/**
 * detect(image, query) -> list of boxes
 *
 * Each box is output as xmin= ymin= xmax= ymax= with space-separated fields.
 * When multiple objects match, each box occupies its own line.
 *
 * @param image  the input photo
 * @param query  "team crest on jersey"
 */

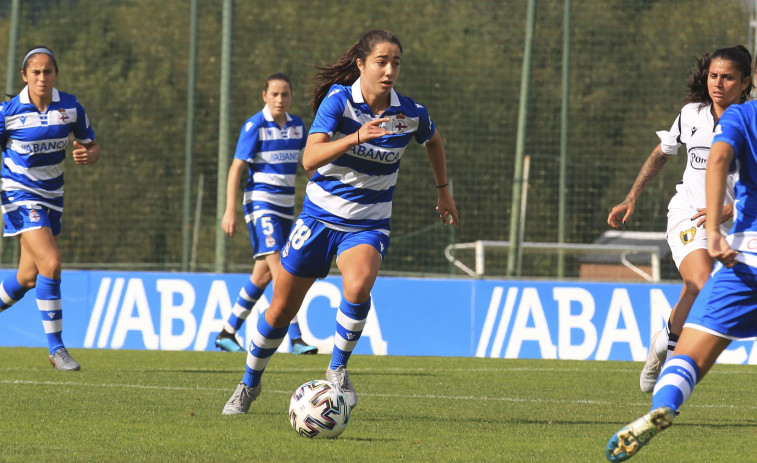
xmin=680 ymin=227 xmax=696 ymax=244
xmin=392 ymin=114 xmax=408 ymax=133
xmin=29 ymin=209 xmax=40 ymax=223
xmin=58 ymin=109 xmax=69 ymax=123
xmin=282 ymin=241 xmax=290 ymax=258
xmin=265 ymin=235 xmax=275 ymax=248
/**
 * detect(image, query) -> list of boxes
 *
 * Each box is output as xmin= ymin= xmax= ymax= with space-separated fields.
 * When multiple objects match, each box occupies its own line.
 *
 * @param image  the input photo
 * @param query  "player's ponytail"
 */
xmin=733 ymin=44 xmax=754 ymax=102
xmin=310 ymin=29 xmax=403 ymax=114
xmin=685 ymin=52 xmax=712 ymax=107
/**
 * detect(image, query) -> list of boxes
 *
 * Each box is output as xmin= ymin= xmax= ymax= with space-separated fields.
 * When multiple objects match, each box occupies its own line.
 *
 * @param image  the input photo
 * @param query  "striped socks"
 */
xmin=330 ymin=298 xmax=371 ymax=370
xmin=0 ymin=272 xmax=30 ymax=312
xmin=651 ymin=354 xmax=699 ymax=413
xmin=224 ymin=280 xmax=265 ymax=334
xmin=242 ymin=311 xmax=287 ymax=388
xmin=36 ymin=275 xmax=64 ymax=355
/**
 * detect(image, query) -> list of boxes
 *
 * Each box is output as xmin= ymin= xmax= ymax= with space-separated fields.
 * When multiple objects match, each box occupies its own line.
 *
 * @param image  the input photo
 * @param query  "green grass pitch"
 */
xmin=1 ymin=347 xmax=755 ymax=462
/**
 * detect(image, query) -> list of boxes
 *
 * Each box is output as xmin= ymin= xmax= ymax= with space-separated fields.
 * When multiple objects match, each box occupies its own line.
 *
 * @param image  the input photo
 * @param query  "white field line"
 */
xmin=1 ymin=378 xmax=756 ymax=412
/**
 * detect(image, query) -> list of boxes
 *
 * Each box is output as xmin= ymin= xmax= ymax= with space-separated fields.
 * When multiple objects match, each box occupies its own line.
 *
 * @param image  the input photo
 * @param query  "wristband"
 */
xmin=436 ymin=183 xmax=448 ymax=189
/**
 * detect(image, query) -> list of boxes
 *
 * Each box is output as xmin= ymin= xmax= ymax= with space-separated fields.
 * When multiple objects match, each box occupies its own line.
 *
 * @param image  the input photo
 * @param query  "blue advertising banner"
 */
xmin=1 ymin=270 xmax=755 ymax=364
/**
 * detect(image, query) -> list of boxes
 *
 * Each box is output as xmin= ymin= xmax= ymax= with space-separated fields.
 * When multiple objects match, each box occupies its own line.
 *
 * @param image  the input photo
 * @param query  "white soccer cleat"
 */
xmin=640 ymin=329 xmax=667 ymax=393
xmin=222 ymin=381 xmax=262 ymax=415
xmin=605 ymin=407 xmax=674 ymax=461
xmin=326 ymin=366 xmax=357 ymax=410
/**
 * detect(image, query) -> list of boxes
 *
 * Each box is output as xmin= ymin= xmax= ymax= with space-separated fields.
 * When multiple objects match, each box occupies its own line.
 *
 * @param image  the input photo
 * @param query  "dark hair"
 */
xmin=21 ymin=45 xmax=58 ymax=74
xmin=264 ymin=72 xmax=292 ymax=92
xmin=686 ymin=44 xmax=753 ymax=107
xmin=310 ymin=29 xmax=403 ymax=113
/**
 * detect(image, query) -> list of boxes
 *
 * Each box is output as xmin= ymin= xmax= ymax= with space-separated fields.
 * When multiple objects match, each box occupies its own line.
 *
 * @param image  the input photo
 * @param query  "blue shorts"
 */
xmin=281 ymin=213 xmax=390 ymax=279
xmin=248 ymin=214 xmax=292 ymax=259
xmin=3 ymin=205 xmax=62 ymax=236
xmin=685 ymin=263 xmax=757 ymax=340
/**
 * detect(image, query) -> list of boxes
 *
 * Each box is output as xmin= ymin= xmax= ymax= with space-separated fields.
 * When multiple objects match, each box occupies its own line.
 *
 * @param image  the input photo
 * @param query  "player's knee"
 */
xmin=265 ymin=305 xmax=295 ymax=329
xmin=39 ymin=265 xmax=62 ymax=281
xmin=342 ymin=279 xmax=372 ymax=303
xmin=683 ymin=275 xmax=708 ymax=296
xmin=252 ymin=274 xmax=272 ymax=288
xmin=17 ymin=273 xmax=37 ymax=289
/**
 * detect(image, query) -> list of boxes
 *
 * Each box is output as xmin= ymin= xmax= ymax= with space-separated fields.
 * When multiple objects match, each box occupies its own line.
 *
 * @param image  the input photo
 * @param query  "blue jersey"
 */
xmin=0 ymin=86 xmax=95 ymax=213
xmin=304 ymin=78 xmax=436 ymax=233
xmin=712 ymin=100 xmax=757 ymax=250
xmin=234 ymin=105 xmax=306 ymax=222
xmin=681 ymin=100 xmax=757 ymax=340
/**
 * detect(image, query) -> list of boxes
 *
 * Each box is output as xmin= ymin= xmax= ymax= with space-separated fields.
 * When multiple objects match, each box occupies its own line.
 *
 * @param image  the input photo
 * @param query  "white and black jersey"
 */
xmin=657 ymin=102 xmax=736 ymax=211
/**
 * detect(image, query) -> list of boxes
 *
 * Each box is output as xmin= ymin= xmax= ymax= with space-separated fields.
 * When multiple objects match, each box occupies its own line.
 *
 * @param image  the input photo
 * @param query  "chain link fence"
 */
xmin=0 ymin=0 xmax=753 ymax=279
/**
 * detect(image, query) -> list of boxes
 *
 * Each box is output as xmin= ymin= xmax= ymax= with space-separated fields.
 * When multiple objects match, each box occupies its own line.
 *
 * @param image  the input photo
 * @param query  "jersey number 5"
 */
xmin=257 ymin=216 xmax=275 ymax=235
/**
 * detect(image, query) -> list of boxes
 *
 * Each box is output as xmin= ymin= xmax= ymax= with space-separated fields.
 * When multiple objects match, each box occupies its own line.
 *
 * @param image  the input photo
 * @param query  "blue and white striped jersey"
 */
xmin=713 ymin=100 xmax=757 ymax=249
xmin=0 ymin=86 xmax=95 ymax=213
xmin=304 ymin=78 xmax=436 ymax=233
xmin=234 ymin=105 xmax=306 ymax=222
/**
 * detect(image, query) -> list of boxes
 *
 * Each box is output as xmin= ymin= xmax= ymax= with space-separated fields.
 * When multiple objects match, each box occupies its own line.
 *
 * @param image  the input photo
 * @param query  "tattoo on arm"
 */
xmin=626 ymin=146 xmax=669 ymax=202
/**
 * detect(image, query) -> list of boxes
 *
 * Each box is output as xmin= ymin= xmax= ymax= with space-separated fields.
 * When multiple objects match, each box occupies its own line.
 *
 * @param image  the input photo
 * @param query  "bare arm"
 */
xmin=607 ymin=143 xmax=671 ymax=229
xmin=297 ymin=147 xmax=316 ymax=180
xmin=221 ymin=159 xmax=247 ymax=238
xmin=425 ymin=130 xmax=458 ymax=227
xmin=302 ymin=118 xmax=391 ymax=171
xmin=705 ymin=141 xmax=738 ymax=267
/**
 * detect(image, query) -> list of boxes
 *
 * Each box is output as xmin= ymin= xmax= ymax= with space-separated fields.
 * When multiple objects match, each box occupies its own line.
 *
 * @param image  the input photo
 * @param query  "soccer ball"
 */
xmin=289 ymin=379 xmax=350 ymax=438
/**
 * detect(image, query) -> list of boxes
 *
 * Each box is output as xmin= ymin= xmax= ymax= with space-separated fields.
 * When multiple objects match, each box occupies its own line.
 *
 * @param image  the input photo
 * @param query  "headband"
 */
xmin=21 ymin=48 xmax=56 ymax=70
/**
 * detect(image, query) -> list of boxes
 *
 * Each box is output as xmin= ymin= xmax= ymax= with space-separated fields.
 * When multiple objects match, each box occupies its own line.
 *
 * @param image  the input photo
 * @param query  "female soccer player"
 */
xmin=0 ymin=45 xmax=100 ymax=370
xmin=606 ymin=45 xmax=753 ymax=392
xmin=223 ymin=29 xmax=458 ymax=414
xmin=605 ymin=80 xmax=757 ymax=463
xmin=215 ymin=73 xmax=317 ymax=356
